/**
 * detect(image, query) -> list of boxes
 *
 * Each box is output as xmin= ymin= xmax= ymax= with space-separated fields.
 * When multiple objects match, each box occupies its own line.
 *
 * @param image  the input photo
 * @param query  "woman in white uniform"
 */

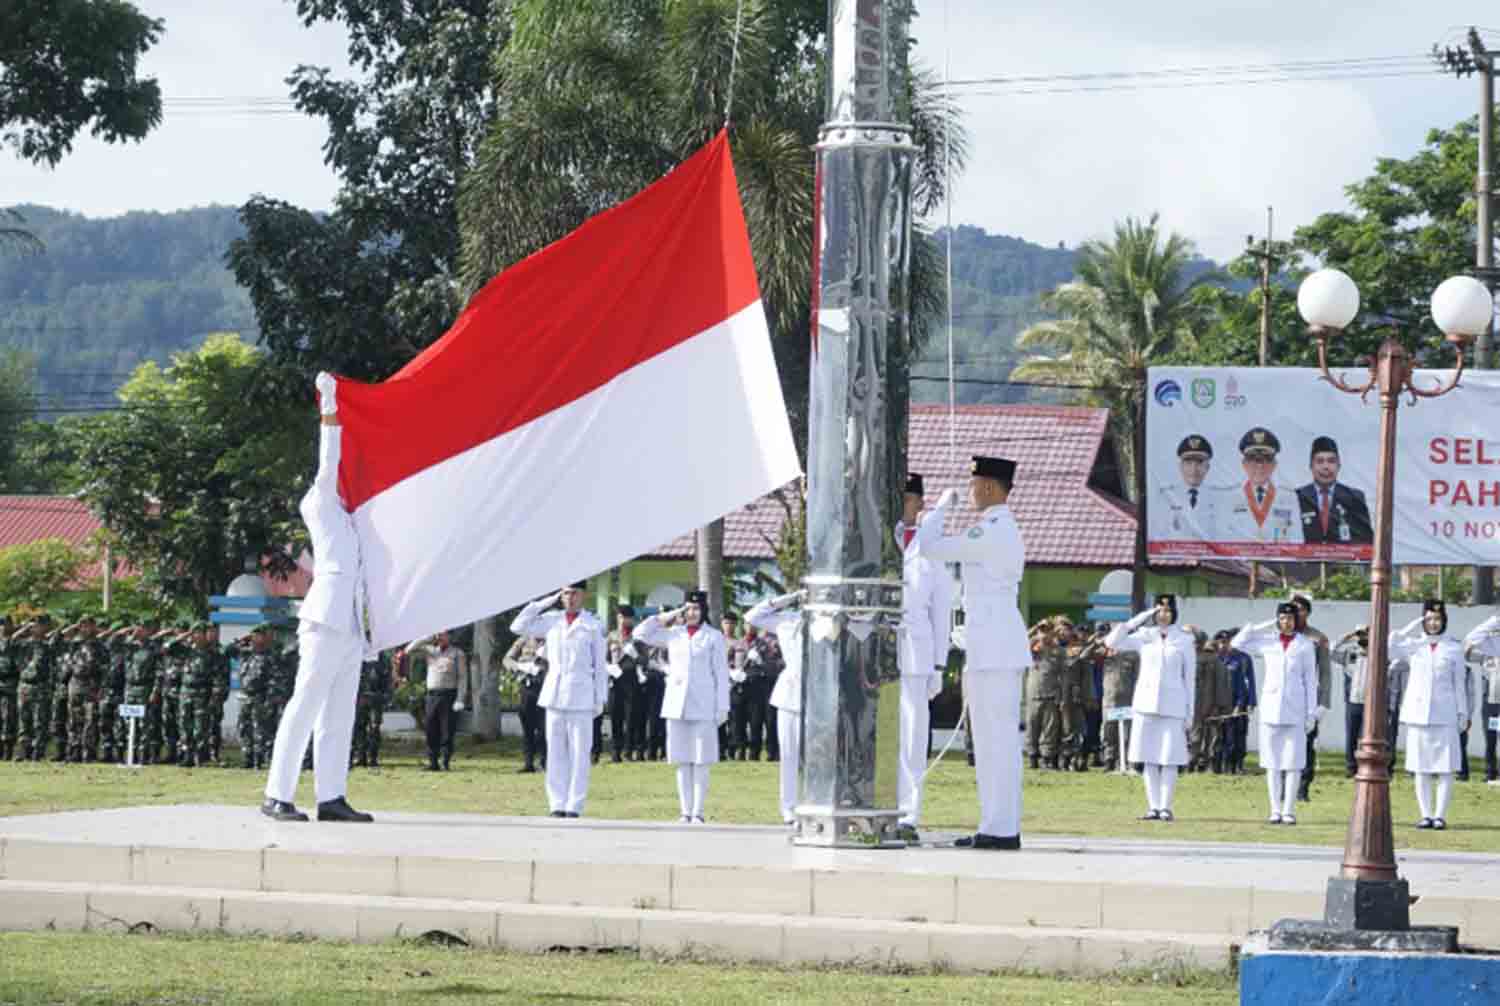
xmin=1392 ymin=599 xmax=1470 ymax=830
xmin=632 ymin=590 xmax=731 ymax=823
xmin=747 ymin=590 xmax=805 ymax=825
xmin=1232 ymin=602 xmax=1318 ymax=825
xmin=1105 ymin=594 xmax=1195 ymax=821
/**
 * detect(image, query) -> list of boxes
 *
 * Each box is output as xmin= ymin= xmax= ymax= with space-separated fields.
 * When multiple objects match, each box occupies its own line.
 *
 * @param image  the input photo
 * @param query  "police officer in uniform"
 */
xmin=606 ymin=605 xmax=646 ymax=762
xmin=721 ymin=613 xmax=747 ymax=760
xmin=1214 ymin=428 xmax=1303 ymax=544
xmin=916 ymin=455 xmax=1030 ymax=850
xmin=642 ymin=639 xmax=669 ymax=761
xmin=504 ymin=635 xmax=547 ymax=773
xmin=1216 ymin=628 xmax=1255 ymax=774
xmin=1291 ymin=595 xmax=1331 ymax=802
xmin=1333 ymin=626 xmax=1370 ymax=778
xmin=1149 ymin=435 xmax=1218 ymax=541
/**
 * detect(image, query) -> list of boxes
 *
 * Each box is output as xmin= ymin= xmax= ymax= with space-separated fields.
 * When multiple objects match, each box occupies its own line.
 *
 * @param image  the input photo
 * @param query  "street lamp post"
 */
xmin=1290 ymin=268 xmax=1494 ymax=944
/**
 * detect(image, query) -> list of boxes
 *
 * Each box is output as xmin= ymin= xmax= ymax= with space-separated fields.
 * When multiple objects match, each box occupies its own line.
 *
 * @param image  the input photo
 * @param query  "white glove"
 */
xmin=730 ymin=668 xmax=747 ymax=684
xmin=606 ymin=663 xmax=622 ymax=680
xmin=774 ymin=591 xmax=801 ymax=608
xmin=926 ymin=672 xmax=943 ymax=700
xmin=937 ymin=488 xmax=959 ymax=509
xmin=1313 ymin=705 xmax=1327 ymax=721
xmin=717 ymin=709 xmax=730 ymax=726
xmin=594 ymin=704 xmax=605 ymax=717
xmin=315 ymin=372 xmax=338 ymax=415
xmin=624 ymin=643 xmax=638 ymax=660
xmin=747 ymin=649 xmax=763 ymax=665
xmin=950 ymin=625 xmax=966 ymax=651
xmin=452 ymin=700 xmax=465 ymax=712
xmin=1305 ymin=716 xmax=1318 ymax=734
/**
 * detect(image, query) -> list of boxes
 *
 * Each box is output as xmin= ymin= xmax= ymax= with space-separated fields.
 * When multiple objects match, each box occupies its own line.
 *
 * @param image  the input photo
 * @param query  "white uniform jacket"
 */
xmin=1465 ymin=614 xmax=1500 ymax=662
xmin=1392 ymin=621 xmax=1470 ymax=729
xmin=748 ymin=600 xmax=804 ymax=713
xmin=1147 ymin=483 xmax=1218 ymax=542
xmin=632 ymin=617 xmax=731 ymax=723
xmin=1231 ymin=621 xmax=1318 ymax=727
xmin=1104 ymin=612 xmax=1196 ymax=720
xmin=914 ymin=500 xmax=1031 ymax=671
xmin=893 ymin=520 xmax=955 ymax=677
xmin=1212 ymin=482 xmax=1304 ymax=544
xmin=510 ymin=601 xmax=607 ymax=713
xmin=299 ymin=425 xmax=365 ymax=641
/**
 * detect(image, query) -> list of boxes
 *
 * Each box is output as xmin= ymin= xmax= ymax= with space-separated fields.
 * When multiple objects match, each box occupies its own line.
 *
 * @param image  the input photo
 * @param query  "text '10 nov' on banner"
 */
xmin=1143 ymin=367 xmax=1500 ymax=565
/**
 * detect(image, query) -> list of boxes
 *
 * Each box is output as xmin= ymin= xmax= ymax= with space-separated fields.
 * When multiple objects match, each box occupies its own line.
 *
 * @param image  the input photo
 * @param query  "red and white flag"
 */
xmin=329 ymin=131 xmax=801 ymax=651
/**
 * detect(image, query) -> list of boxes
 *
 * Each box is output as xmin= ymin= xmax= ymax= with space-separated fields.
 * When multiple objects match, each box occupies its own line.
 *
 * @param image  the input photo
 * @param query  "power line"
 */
xmin=945 ymin=53 xmax=1430 ymax=88
xmin=955 ymin=69 xmax=1439 ymax=99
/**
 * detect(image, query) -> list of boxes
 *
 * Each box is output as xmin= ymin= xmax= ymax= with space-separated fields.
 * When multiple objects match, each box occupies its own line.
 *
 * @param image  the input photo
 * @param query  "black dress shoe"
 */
xmin=563 ymin=811 xmax=580 ymax=818
xmin=550 ymin=810 xmax=565 ymax=818
xmin=261 ymin=798 xmax=309 ymax=822
xmin=954 ymin=832 xmax=1021 ymax=850
xmin=518 ymin=763 xmax=537 ymax=774
xmin=316 ymin=797 xmax=373 ymax=822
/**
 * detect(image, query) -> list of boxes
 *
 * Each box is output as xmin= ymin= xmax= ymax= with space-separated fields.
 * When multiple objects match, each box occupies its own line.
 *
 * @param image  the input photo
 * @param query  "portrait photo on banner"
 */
xmin=1142 ymin=367 xmax=1500 ymax=566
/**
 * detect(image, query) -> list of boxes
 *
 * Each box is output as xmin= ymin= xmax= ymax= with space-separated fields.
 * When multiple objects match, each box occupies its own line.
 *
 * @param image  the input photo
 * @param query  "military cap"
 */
xmin=904 ymin=473 xmax=925 ymax=495
xmin=1177 ymin=435 xmax=1212 ymax=459
xmin=1309 ymin=435 xmax=1340 ymax=459
xmin=971 ymin=455 xmax=1017 ymax=485
xmin=1238 ymin=427 xmax=1281 ymax=457
xmin=1212 ymin=629 xmax=1233 ymax=642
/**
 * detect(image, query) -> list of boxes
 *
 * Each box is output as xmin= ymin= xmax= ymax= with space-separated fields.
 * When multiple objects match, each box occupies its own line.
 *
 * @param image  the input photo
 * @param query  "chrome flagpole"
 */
xmin=795 ymin=0 xmax=916 ymax=848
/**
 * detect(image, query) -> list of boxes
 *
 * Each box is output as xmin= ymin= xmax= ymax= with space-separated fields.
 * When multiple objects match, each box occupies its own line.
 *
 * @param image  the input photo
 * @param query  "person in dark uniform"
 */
xmin=1292 ymin=595 xmax=1332 ymax=802
xmin=503 ymin=635 xmax=547 ymax=773
xmin=734 ymin=611 xmax=773 ymax=760
xmin=1296 ymin=436 xmax=1373 ymax=546
xmin=607 ymin=605 xmax=646 ymax=762
xmin=642 ymin=640 xmax=668 ymax=761
xmin=1215 ymin=629 xmax=1255 ymax=774
xmin=746 ymin=621 xmax=785 ymax=762
xmin=721 ymin=613 xmax=747 ymax=759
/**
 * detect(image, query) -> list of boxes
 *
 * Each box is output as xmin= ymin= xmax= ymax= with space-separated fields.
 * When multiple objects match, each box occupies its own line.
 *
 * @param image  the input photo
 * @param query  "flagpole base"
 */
xmin=791 ymin=808 xmax=905 ymax=848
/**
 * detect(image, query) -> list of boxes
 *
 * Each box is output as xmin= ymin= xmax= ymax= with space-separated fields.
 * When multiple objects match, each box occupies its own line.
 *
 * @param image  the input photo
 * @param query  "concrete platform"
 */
xmin=2 ymin=805 xmax=1497 ymax=972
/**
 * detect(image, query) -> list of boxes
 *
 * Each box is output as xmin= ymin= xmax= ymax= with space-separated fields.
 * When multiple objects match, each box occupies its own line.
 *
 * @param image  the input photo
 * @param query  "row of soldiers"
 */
xmin=0 ymin=613 xmax=392 ymax=771
xmin=1025 ymin=615 xmax=1256 ymax=775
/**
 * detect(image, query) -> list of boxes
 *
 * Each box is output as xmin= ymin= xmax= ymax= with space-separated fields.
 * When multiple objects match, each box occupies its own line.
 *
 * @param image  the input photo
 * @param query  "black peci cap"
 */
xmin=1309 ymin=435 xmax=1339 ymax=459
xmin=904 ymin=473 xmax=924 ymax=495
xmin=1276 ymin=601 xmax=1299 ymax=617
xmin=685 ymin=590 xmax=710 ymax=610
xmin=971 ymin=455 xmax=1017 ymax=485
xmin=616 ymin=604 xmax=636 ymax=618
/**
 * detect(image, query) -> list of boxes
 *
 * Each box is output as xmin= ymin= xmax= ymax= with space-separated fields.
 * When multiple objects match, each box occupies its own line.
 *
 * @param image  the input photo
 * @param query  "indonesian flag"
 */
xmin=330 ymin=131 xmax=801 ymax=651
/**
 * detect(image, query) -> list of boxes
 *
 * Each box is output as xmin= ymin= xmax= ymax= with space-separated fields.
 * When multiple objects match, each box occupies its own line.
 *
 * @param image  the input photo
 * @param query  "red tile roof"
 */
xmin=643 ymin=404 xmax=1219 ymax=571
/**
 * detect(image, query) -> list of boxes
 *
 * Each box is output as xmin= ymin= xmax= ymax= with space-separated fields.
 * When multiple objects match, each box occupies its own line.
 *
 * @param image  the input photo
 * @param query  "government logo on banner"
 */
xmin=1144 ymin=366 xmax=1500 ymax=565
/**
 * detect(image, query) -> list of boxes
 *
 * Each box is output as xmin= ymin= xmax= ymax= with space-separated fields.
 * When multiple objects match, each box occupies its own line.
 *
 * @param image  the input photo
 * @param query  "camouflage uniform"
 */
xmin=177 ymin=630 xmax=218 ymax=767
xmin=100 ymin=629 xmax=130 ymax=762
xmin=64 ymin=629 xmax=108 ymax=762
xmin=209 ymin=640 xmax=231 ymax=763
xmin=15 ymin=626 xmax=59 ymax=761
xmin=48 ymin=634 xmax=73 ymax=761
xmin=1188 ymin=640 xmax=1233 ymax=772
xmin=157 ymin=629 xmax=192 ymax=764
xmin=0 ymin=631 xmax=18 ymax=760
xmin=350 ymin=654 xmax=389 ymax=768
xmin=120 ymin=629 xmax=161 ymax=764
xmin=260 ymin=638 xmax=298 ymax=767
xmin=1100 ymin=649 xmax=1139 ymax=768
xmin=1025 ymin=641 xmax=1066 ymax=768
xmin=1061 ymin=636 xmax=1106 ymax=771
xmin=236 ymin=639 xmax=275 ymax=769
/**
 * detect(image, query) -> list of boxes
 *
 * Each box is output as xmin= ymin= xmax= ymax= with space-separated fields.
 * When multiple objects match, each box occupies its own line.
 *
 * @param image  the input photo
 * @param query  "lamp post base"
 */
xmin=1265 ymin=919 xmax=1458 ymax=954
xmin=1324 ymin=876 xmax=1411 ymax=932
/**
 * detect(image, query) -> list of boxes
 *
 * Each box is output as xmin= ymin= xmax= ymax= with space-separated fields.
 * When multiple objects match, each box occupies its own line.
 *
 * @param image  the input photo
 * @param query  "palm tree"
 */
xmin=458 ymin=0 xmax=965 ymax=615
xmin=1012 ymin=214 xmax=1211 ymax=607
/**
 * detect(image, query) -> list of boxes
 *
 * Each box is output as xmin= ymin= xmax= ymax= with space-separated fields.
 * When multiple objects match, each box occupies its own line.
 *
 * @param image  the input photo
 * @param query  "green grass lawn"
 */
xmin=2 ymin=735 xmax=1497 ymax=853
xmin=0 ymin=931 xmax=1238 ymax=1005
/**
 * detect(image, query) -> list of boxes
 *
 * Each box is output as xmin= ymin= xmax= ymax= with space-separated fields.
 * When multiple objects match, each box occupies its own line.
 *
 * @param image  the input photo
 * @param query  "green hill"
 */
xmin=0 ymin=204 xmax=256 ymax=405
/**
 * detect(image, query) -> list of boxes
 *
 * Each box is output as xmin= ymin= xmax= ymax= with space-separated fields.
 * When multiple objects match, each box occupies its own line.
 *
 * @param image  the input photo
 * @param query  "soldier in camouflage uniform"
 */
xmin=63 ymin=615 xmax=108 ymax=762
xmin=1061 ymin=625 xmax=1107 ymax=772
xmin=48 ymin=621 xmax=75 ymax=761
xmin=236 ymin=623 xmax=276 ymax=769
xmin=350 ymin=653 xmax=389 ymax=768
xmin=0 ymin=619 xmax=18 ymax=761
xmin=176 ymin=622 xmax=219 ymax=768
xmin=99 ymin=622 xmax=131 ymax=763
xmin=260 ymin=627 xmax=298 ymax=768
xmin=1186 ymin=628 xmax=1233 ymax=773
xmin=1025 ymin=617 xmax=1068 ymax=769
xmin=118 ymin=619 xmax=161 ymax=764
xmin=1100 ymin=644 xmax=1139 ymax=770
xmin=157 ymin=621 xmax=192 ymax=764
xmin=14 ymin=615 xmax=58 ymax=761
xmin=209 ymin=628 xmax=232 ymax=764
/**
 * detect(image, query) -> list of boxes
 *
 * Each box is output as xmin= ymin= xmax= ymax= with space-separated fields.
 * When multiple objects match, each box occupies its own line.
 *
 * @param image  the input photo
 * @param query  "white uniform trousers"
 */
xmin=965 ymin=666 xmax=1024 ymax=838
xmin=776 ymin=707 xmax=800 ymax=822
xmin=545 ymin=709 xmax=595 ymax=815
xmin=897 ymin=676 xmax=931 ymax=826
xmin=264 ymin=621 xmax=363 ymax=805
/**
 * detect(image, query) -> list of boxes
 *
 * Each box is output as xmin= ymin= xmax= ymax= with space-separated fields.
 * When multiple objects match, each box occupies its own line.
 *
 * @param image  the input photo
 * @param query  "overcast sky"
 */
xmin=1 ymin=1 xmax=1494 ymax=262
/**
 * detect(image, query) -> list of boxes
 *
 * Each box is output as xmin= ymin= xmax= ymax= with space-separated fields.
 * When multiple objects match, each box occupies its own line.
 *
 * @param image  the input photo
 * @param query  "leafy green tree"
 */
xmin=0 ymin=538 xmax=86 ymax=609
xmin=70 ymin=334 xmax=312 ymax=610
xmin=228 ymin=0 xmax=503 ymax=397
xmin=0 ymin=0 xmax=164 ymax=167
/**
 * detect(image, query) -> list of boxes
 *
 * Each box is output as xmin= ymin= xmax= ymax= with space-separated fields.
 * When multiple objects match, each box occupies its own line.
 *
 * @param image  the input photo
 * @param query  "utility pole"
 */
xmin=1244 ymin=208 xmax=1280 ymax=597
xmin=1436 ymin=30 xmax=1497 ymax=604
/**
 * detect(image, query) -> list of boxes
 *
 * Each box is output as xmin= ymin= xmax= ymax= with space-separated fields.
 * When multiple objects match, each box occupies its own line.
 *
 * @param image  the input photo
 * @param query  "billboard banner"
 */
xmin=1144 ymin=366 xmax=1500 ymax=564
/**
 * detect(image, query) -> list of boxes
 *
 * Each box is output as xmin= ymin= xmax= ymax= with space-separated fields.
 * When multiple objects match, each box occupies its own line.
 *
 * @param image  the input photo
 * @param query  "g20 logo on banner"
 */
xmin=1223 ymin=375 xmax=1248 ymax=410
xmin=1153 ymin=379 xmax=1182 ymax=407
xmin=1190 ymin=378 xmax=1215 ymax=408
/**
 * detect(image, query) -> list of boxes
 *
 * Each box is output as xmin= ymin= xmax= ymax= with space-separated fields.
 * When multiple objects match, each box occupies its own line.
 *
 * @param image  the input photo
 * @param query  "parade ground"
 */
xmin=2 ymin=739 xmax=1497 ymax=988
